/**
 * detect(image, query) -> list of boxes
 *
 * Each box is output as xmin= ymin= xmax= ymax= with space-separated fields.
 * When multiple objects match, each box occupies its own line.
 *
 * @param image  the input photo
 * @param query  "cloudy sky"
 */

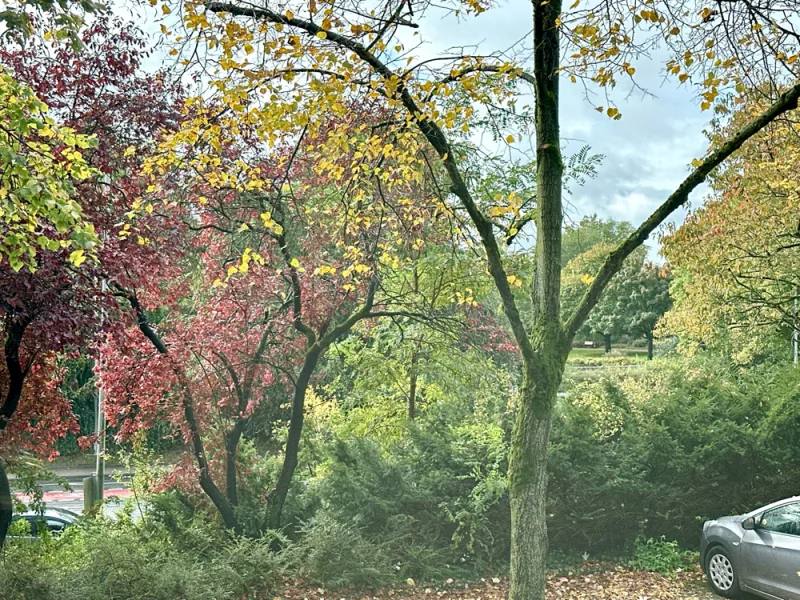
xmin=410 ymin=1 xmax=712 ymax=259
xmin=128 ymin=0 xmax=713 ymax=259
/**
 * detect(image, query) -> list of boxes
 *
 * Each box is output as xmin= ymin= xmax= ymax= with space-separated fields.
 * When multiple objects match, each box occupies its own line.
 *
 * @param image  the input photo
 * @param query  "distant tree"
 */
xmin=563 ymin=244 xmax=670 ymax=357
xmin=561 ymin=215 xmax=634 ymax=267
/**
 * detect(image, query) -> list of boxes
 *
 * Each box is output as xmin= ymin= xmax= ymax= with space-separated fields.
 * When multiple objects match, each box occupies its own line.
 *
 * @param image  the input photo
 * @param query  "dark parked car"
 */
xmin=10 ymin=507 xmax=79 ymax=538
xmin=701 ymin=496 xmax=800 ymax=599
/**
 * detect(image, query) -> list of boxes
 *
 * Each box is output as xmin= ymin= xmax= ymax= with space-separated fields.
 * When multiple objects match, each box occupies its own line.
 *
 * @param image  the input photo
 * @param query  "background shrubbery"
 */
xmin=6 ymin=353 xmax=800 ymax=593
xmin=283 ymin=353 xmax=800 ymax=574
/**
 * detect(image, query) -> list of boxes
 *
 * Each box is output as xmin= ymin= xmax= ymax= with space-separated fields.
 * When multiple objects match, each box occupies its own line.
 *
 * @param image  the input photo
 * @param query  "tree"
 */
xmin=153 ymin=0 xmax=800 ymax=596
xmin=662 ymin=97 xmax=800 ymax=361
xmin=617 ymin=262 xmax=671 ymax=359
xmin=561 ymin=215 xmax=633 ymax=268
xmin=110 ymin=99 xmax=451 ymax=531
xmin=563 ymin=244 xmax=671 ymax=357
xmin=0 ymin=16 xmax=185 ymax=547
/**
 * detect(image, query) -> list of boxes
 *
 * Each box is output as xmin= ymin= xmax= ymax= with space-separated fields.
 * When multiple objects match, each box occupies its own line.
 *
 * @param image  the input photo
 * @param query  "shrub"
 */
xmin=0 ymin=505 xmax=285 ymax=600
xmin=627 ymin=536 xmax=695 ymax=574
xmin=288 ymin=510 xmax=391 ymax=588
xmin=549 ymin=356 xmax=800 ymax=552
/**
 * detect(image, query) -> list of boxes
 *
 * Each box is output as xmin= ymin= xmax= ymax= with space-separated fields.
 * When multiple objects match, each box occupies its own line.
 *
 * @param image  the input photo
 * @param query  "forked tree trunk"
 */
xmin=510 ymin=0 xmax=565 ymax=596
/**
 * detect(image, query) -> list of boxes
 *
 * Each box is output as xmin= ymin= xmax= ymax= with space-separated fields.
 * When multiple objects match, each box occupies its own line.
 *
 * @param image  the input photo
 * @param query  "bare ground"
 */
xmin=274 ymin=565 xmax=720 ymax=600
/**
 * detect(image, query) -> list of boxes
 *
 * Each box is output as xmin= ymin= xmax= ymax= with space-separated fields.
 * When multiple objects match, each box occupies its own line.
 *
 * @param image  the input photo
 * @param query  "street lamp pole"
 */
xmin=794 ymin=288 xmax=798 ymax=368
xmin=94 ymin=278 xmax=107 ymax=503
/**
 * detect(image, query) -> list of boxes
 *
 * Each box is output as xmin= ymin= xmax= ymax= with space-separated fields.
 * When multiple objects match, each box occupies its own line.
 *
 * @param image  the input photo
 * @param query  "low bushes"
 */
xmin=292 ymin=354 xmax=800 ymax=569
xmin=549 ymin=356 xmax=800 ymax=552
xmin=0 ymin=508 xmax=285 ymax=600
xmin=8 ymin=354 xmax=800 ymax=596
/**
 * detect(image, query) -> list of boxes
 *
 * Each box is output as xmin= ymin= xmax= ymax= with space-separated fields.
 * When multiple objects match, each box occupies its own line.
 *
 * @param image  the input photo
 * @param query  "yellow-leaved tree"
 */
xmin=147 ymin=0 xmax=800 ymax=597
xmin=662 ymin=94 xmax=800 ymax=361
xmin=0 ymin=68 xmax=98 ymax=271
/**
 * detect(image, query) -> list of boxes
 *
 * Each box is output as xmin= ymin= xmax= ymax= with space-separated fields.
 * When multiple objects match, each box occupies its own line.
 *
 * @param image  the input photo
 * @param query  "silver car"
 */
xmin=701 ymin=496 xmax=800 ymax=599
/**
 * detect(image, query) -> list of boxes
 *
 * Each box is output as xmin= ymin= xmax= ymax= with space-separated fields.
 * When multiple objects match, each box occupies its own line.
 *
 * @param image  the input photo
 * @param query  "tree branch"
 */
xmin=565 ymin=80 xmax=800 ymax=340
xmin=205 ymin=0 xmax=537 ymax=366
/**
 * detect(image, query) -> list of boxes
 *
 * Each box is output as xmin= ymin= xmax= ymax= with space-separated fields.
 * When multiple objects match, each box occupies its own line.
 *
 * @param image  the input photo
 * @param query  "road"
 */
xmin=11 ymin=467 xmax=134 ymax=515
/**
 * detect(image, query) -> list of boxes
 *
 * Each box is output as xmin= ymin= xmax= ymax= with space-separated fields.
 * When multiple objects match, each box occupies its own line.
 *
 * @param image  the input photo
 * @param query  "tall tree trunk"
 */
xmin=509 ymin=0 xmax=565 ymax=598
xmin=646 ymin=332 xmax=654 ymax=360
xmin=509 ymin=341 xmax=566 ymax=600
xmin=267 ymin=346 xmax=322 ymax=529
xmin=509 ymin=377 xmax=556 ymax=600
xmin=604 ymin=333 xmax=612 ymax=353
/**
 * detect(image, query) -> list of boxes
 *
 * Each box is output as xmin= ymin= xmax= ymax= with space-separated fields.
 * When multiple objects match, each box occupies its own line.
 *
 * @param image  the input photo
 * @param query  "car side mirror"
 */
xmin=743 ymin=516 xmax=758 ymax=530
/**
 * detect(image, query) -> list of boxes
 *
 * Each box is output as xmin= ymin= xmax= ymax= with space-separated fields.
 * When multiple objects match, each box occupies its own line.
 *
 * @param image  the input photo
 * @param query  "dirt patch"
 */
xmin=273 ymin=567 xmax=719 ymax=600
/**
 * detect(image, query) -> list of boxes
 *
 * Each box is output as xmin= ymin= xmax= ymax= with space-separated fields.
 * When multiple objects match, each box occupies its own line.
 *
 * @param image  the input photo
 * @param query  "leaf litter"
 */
xmin=271 ymin=563 xmax=719 ymax=600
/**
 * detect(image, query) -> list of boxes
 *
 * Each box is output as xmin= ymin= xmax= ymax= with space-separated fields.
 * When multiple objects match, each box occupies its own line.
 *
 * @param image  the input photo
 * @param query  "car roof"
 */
xmin=747 ymin=496 xmax=800 ymax=517
xmin=15 ymin=508 xmax=79 ymax=522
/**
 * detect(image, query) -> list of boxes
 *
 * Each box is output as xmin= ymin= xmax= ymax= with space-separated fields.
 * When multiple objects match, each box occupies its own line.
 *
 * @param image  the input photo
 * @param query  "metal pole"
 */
xmin=94 ymin=175 xmax=111 ymax=504
xmin=794 ymin=288 xmax=798 ymax=368
xmin=95 ymin=277 xmax=107 ymax=503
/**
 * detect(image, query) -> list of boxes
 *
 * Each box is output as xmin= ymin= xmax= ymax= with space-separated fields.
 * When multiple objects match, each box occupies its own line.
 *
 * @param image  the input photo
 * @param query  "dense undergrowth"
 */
xmin=4 ymin=353 xmax=800 ymax=597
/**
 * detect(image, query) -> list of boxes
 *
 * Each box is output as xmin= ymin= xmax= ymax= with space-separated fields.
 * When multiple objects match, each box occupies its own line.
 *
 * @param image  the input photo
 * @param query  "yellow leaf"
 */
xmin=505 ymin=135 xmax=515 ymax=143
xmin=290 ymin=258 xmax=300 ymax=268
xmin=316 ymin=31 xmax=327 ymax=39
xmin=162 ymin=4 xmax=171 ymax=14
xmin=285 ymin=9 xmax=294 ymax=19
xmin=69 ymin=249 xmax=86 ymax=267
xmin=606 ymin=107 xmax=619 ymax=118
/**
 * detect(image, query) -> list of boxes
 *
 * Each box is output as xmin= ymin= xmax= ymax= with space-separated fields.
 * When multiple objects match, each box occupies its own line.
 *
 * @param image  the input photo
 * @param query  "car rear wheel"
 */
xmin=706 ymin=546 xmax=741 ymax=598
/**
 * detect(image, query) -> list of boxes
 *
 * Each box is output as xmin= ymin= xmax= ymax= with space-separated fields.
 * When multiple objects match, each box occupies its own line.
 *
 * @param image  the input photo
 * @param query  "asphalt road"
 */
xmin=12 ymin=469 xmax=133 ymax=515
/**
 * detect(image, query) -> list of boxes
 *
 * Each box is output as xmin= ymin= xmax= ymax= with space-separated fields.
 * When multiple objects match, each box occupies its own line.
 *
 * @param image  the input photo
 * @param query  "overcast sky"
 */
xmin=411 ymin=1 xmax=712 ymax=260
xmin=128 ymin=0 xmax=712 ymax=260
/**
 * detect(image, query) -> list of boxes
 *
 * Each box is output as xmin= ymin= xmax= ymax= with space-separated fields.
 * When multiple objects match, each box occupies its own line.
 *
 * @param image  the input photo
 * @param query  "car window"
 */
xmin=46 ymin=519 xmax=66 ymax=532
xmin=760 ymin=502 xmax=800 ymax=535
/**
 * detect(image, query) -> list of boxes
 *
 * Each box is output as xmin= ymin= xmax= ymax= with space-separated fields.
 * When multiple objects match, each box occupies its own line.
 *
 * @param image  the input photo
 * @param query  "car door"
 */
xmin=740 ymin=501 xmax=800 ymax=599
